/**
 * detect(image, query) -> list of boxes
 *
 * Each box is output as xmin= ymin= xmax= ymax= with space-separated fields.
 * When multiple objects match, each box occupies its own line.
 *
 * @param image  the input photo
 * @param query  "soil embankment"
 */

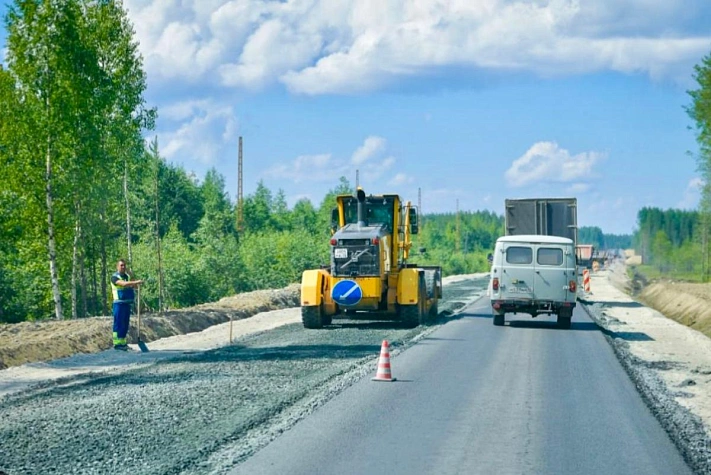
xmin=0 ymin=285 xmax=300 ymax=370
xmin=622 ymin=266 xmax=711 ymax=340
xmin=637 ymin=282 xmax=711 ymax=339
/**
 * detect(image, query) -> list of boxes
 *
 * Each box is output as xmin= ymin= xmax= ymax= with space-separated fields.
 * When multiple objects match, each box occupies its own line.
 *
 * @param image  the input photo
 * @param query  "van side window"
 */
xmin=506 ymin=246 xmax=533 ymax=264
xmin=538 ymin=248 xmax=563 ymax=266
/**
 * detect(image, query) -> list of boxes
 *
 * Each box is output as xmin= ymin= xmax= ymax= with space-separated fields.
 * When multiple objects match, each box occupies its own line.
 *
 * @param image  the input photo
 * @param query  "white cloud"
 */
xmin=567 ymin=183 xmax=592 ymax=194
xmin=158 ymin=100 xmax=238 ymax=165
xmin=121 ymin=1 xmax=711 ymax=94
xmin=677 ymin=177 xmax=703 ymax=209
xmin=351 ymin=136 xmax=387 ymax=165
xmin=505 ymin=142 xmax=606 ymax=188
xmin=264 ymin=153 xmax=342 ymax=183
xmin=264 ymin=136 xmax=400 ymax=186
xmin=388 ymin=172 xmax=414 ymax=186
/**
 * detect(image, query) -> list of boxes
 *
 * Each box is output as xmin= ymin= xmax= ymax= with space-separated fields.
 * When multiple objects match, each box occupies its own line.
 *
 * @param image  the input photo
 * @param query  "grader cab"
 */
xmin=300 ymin=188 xmax=442 ymax=328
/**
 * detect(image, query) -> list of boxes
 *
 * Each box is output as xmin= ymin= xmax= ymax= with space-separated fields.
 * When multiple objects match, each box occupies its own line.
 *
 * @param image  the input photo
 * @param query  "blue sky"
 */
xmin=2 ymin=1 xmax=711 ymax=235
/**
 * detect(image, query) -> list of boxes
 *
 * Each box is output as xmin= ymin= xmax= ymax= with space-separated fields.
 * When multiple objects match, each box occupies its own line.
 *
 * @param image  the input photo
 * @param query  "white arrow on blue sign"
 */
xmin=331 ymin=280 xmax=363 ymax=306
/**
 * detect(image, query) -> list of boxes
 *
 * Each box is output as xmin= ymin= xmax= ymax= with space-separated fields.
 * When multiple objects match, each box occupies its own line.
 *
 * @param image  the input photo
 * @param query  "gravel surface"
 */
xmin=580 ymin=270 xmax=711 ymax=475
xmin=0 ymin=276 xmax=489 ymax=475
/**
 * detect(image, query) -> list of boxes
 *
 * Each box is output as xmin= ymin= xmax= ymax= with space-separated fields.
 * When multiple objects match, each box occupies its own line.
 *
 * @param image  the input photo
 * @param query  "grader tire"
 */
xmin=302 ymin=306 xmax=323 ymax=329
xmin=424 ymin=270 xmax=437 ymax=299
xmin=400 ymin=304 xmax=420 ymax=328
xmin=428 ymin=301 xmax=439 ymax=322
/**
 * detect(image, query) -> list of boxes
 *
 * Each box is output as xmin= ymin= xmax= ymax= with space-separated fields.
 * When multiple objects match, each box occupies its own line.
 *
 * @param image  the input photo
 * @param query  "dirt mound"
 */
xmin=0 ymin=284 xmax=300 ymax=370
xmin=637 ymin=282 xmax=711 ymax=339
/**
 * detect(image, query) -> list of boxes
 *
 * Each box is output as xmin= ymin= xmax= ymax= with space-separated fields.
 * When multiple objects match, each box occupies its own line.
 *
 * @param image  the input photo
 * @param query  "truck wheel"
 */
xmin=493 ymin=311 xmax=505 ymax=326
xmin=557 ymin=315 xmax=572 ymax=329
xmin=322 ymin=314 xmax=333 ymax=326
xmin=302 ymin=306 xmax=323 ymax=329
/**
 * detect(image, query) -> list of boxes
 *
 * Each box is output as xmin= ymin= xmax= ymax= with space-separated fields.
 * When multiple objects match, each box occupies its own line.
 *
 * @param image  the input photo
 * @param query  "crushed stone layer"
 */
xmin=0 ymin=277 xmax=489 ymax=475
xmin=581 ymin=262 xmax=711 ymax=474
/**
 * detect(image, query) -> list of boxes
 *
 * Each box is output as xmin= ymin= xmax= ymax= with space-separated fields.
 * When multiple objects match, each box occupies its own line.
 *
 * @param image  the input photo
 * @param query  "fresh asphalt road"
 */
xmin=231 ymin=298 xmax=693 ymax=475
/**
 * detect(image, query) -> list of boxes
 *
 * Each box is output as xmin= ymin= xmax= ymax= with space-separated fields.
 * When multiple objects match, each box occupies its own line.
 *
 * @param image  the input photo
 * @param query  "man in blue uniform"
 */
xmin=110 ymin=259 xmax=143 ymax=351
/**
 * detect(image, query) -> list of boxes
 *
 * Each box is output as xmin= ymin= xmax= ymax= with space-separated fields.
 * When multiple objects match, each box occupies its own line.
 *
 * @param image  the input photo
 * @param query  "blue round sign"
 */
xmin=331 ymin=280 xmax=363 ymax=307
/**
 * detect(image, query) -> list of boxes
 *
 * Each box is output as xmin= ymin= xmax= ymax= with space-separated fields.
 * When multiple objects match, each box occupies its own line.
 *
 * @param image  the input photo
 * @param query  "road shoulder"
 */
xmin=580 ymin=262 xmax=711 ymax=474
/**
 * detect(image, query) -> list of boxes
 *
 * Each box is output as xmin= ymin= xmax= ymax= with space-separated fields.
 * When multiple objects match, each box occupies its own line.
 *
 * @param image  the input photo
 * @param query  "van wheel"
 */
xmin=493 ymin=311 xmax=505 ymax=326
xmin=557 ymin=315 xmax=571 ymax=329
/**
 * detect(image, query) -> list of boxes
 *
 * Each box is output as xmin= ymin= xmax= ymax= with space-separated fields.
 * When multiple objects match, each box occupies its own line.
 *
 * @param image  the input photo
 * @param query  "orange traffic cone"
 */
xmin=372 ymin=340 xmax=396 ymax=382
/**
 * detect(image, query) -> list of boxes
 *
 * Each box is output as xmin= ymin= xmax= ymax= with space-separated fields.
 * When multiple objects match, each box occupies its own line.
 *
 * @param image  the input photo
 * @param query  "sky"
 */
xmin=2 ymin=1 xmax=711 ymax=235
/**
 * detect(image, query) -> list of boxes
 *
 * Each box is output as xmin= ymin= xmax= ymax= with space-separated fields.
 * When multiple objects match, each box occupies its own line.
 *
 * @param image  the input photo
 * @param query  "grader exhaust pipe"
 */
xmin=357 ymin=188 xmax=366 ymax=228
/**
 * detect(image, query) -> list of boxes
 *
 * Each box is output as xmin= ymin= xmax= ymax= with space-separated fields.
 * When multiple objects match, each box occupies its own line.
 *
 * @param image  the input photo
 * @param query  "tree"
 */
xmin=687 ymin=51 xmax=711 ymax=281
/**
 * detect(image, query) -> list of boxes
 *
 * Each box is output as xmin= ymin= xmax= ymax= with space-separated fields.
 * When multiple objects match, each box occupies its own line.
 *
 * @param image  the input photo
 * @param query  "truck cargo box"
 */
xmin=504 ymin=198 xmax=578 ymax=246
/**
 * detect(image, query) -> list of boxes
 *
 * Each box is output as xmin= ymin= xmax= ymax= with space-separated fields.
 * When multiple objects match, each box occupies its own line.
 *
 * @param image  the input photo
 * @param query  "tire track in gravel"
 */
xmin=0 ymin=276 xmax=489 ymax=475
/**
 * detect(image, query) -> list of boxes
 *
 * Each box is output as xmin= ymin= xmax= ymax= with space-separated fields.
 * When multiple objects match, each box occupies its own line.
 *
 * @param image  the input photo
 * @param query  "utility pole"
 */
xmin=237 ymin=136 xmax=244 ymax=232
xmin=356 ymin=169 xmax=359 ymax=189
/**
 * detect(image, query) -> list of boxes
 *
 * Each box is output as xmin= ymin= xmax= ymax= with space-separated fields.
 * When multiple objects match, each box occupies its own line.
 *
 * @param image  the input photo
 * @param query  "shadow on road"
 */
xmin=580 ymin=300 xmax=643 ymax=309
xmin=598 ymin=328 xmax=655 ymax=341
xmin=506 ymin=320 xmax=600 ymax=331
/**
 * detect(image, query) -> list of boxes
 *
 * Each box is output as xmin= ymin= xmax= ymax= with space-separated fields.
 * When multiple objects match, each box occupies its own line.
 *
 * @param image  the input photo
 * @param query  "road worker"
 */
xmin=110 ymin=259 xmax=143 ymax=350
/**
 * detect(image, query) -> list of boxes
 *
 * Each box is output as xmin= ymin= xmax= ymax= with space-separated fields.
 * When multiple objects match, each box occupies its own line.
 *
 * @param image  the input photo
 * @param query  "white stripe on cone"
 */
xmin=372 ymin=339 xmax=396 ymax=382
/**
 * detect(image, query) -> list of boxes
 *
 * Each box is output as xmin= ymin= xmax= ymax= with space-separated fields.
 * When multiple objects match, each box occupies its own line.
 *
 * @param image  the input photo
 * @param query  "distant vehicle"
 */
xmin=489 ymin=235 xmax=577 ymax=328
xmin=300 ymin=188 xmax=442 ymax=329
xmin=576 ymin=244 xmax=595 ymax=269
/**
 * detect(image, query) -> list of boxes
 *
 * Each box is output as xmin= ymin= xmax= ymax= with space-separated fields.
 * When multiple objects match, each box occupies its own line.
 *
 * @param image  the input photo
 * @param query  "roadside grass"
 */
xmin=630 ymin=265 xmax=708 ymax=284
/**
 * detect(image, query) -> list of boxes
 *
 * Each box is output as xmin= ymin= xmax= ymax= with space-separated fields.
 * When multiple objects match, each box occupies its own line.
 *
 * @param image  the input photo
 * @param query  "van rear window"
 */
xmin=538 ymin=248 xmax=563 ymax=266
xmin=506 ymin=246 xmax=532 ymax=264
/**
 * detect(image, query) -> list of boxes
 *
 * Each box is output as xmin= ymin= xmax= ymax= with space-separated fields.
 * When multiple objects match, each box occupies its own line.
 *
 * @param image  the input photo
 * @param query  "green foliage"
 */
xmin=415 ymin=210 xmax=504 ymax=275
xmin=579 ymin=226 xmax=632 ymax=249
xmin=239 ymin=230 xmax=328 ymax=290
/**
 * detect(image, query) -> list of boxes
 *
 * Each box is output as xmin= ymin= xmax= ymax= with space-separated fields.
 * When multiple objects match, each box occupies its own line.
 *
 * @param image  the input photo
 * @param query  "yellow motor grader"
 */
xmin=300 ymin=188 xmax=442 ymax=328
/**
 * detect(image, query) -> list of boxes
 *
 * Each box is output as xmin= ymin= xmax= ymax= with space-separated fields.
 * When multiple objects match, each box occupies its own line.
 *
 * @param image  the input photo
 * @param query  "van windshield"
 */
xmin=506 ymin=246 xmax=532 ymax=264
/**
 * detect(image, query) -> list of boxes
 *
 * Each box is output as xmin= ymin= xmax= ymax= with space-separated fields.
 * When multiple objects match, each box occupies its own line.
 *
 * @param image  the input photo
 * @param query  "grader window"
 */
xmin=343 ymin=197 xmax=394 ymax=230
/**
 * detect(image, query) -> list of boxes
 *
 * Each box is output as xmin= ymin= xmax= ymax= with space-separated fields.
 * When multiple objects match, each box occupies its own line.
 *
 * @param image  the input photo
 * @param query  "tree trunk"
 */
xmin=101 ymin=230 xmax=108 ymax=316
xmin=156 ymin=165 xmax=164 ymax=311
xmin=71 ymin=213 xmax=80 ymax=319
xmin=80 ymin=240 xmax=87 ymax=318
xmin=124 ymin=158 xmax=132 ymax=264
xmin=46 ymin=133 xmax=63 ymax=320
xmin=91 ymin=243 xmax=98 ymax=316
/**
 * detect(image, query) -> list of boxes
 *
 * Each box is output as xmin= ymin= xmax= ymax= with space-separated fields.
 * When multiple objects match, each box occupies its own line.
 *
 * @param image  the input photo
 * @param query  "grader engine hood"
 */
xmin=331 ymin=225 xmax=386 ymax=277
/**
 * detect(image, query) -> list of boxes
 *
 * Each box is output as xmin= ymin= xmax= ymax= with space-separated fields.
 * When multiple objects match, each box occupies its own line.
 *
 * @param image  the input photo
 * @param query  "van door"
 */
xmin=533 ymin=244 xmax=567 ymax=301
xmin=501 ymin=243 xmax=534 ymax=299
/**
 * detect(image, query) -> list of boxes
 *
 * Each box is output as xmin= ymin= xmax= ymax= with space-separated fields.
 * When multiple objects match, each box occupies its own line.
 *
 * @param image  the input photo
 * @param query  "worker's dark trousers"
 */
xmin=112 ymin=302 xmax=131 ymax=346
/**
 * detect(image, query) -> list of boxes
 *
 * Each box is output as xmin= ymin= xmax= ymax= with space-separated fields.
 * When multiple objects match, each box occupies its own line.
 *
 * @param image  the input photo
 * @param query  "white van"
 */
xmin=489 ymin=235 xmax=577 ymax=328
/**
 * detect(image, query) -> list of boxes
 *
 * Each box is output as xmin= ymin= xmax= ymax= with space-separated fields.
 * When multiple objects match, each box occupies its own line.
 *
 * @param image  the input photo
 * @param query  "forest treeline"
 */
xmin=1 ymin=1 xmax=710 ymax=323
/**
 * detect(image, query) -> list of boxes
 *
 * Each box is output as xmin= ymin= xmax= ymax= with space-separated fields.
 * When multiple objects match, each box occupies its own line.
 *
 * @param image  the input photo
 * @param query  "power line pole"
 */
xmin=356 ymin=169 xmax=359 ymax=189
xmin=237 ymin=136 xmax=244 ymax=232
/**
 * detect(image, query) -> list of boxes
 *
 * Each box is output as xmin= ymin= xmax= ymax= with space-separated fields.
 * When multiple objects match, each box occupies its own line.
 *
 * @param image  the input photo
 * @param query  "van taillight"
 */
xmin=492 ymin=278 xmax=499 ymax=291
xmin=568 ymin=280 xmax=576 ymax=292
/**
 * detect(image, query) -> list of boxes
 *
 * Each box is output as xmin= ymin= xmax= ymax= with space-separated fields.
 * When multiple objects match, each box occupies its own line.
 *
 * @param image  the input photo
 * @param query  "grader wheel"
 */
xmin=400 ymin=274 xmax=428 ymax=328
xmin=302 ymin=305 xmax=325 ymax=329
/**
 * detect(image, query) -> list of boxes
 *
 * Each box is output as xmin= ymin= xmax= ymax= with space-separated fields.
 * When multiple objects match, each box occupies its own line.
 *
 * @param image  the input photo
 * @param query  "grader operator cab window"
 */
xmin=343 ymin=196 xmax=395 ymax=231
